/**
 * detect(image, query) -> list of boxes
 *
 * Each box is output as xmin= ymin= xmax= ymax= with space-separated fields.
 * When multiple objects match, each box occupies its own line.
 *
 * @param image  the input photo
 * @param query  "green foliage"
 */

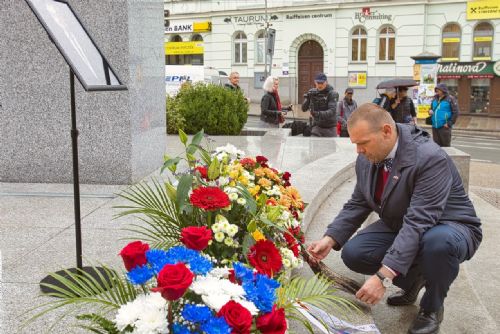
xmin=166 ymin=95 xmax=186 ymax=134
xmin=278 ymin=274 xmax=360 ymax=333
xmin=166 ymin=82 xmax=248 ymax=135
xmin=24 ymin=265 xmax=136 ymax=333
xmin=76 ymin=313 xmax=120 ymax=334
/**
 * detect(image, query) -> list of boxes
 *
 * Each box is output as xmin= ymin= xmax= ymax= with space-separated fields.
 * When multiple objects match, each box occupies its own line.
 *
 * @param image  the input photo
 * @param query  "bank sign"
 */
xmin=437 ymin=61 xmax=500 ymax=78
xmin=165 ymin=21 xmax=211 ymax=34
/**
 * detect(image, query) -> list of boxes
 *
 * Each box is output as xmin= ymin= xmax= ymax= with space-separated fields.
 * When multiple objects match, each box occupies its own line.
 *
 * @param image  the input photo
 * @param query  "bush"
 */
xmin=166 ymin=82 xmax=248 ymax=135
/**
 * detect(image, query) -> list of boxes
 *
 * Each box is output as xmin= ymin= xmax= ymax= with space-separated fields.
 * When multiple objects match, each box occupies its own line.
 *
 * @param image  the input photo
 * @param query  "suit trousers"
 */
xmin=341 ymin=224 xmax=469 ymax=311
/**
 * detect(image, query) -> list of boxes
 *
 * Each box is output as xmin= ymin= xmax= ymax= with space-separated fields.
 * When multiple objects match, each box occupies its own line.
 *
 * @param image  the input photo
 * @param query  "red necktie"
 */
xmin=374 ymin=166 xmax=390 ymax=204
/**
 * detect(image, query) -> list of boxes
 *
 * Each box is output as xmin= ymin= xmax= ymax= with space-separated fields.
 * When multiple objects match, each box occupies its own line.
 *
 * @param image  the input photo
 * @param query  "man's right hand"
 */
xmin=307 ymin=236 xmax=336 ymax=263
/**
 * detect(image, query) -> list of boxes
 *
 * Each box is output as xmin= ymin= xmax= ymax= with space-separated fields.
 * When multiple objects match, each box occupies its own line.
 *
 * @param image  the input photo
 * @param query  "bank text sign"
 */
xmin=467 ymin=0 xmax=500 ymax=20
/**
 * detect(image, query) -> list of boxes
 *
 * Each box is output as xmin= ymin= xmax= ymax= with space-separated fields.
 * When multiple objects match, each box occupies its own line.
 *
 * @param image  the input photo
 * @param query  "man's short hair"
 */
xmin=229 ymin=71 xmax=240 ymax=78
xmin=348 ymin=103 xmax=395 ymax=131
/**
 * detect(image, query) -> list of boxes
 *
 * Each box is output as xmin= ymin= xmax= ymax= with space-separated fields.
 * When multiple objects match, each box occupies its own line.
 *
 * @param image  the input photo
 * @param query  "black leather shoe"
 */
xmin=387 ymin=277 xmax=425 ymax=306
xmin=408 ymin=307 xmax=444 ymax=334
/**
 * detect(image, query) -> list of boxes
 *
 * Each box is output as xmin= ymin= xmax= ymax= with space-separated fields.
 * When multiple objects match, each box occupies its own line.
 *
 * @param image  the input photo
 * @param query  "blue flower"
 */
xmin=126 ymin=265 xmax=154 ymax=285
xmin=189 ymin=255 xmax=212 ymax=275
xmin=182 ymin=304 xmax=213 ymax=323
xmin=233 ymin=262 xmax=254 ymax=282
xmin=172 ymin=323 xmax=192 ymax=334
xmin=200 ymin=316 xmax=232 ymax=334
xmin=241 ymin=272 xmax=280 ymax=313
xmin=165 ymin=246 xmax=199 ymax=264
xmin=146 ymin=249 xmax=170 ymax=274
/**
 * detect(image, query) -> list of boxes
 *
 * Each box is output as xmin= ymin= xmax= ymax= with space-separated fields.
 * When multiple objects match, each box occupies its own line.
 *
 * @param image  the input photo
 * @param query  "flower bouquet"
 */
xmin=28 ymin=130 xmax=356 ymax=334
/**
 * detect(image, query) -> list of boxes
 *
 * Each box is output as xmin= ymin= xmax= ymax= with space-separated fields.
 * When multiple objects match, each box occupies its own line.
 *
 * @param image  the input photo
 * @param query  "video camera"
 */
xmin=303 ymin=88 xmax=319 ymax=99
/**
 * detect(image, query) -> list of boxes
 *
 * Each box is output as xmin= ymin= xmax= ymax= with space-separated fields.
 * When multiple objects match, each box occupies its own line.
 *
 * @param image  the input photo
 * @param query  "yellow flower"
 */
xmin=249 ymin=185 xmax=261 ymax=196
xmin=252 ymin=229 xmax=266 ymax=241
xmin=258 ymin=178 xmax=272 ymax=189
xmin=238 ymin=175 xmax=249 ymax=186
xmin=254 ymin=167 xmax=265 ymax=177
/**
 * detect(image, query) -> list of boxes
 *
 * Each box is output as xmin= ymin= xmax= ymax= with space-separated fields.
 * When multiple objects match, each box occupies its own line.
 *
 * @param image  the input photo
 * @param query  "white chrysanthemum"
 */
xmin=220 ymin=221 xmax=230 ymax=232
xmin=191 ymin=276 xmax=245 ymax=300
xmin=208 ymin=267 xmax=230 ymax=278
xmin=280 ymin=248 xmax=294 ymax=259
xmin=212 ymin=223 xmax=223 ymax=233
xmin=226 ymin=225 xmax=238 ymax=237
xmin=224 ymin=187 xmax=238 ymax=194
xmin=114 ymin=294 xmax=168 ymax=333
xmin=228 ymin=193 xmax=238 ymax=201
xmin=202 ymin=294 xmax=231 ymax=312
xmin=237 ymin=197 xmax=246 ymax=205
xmin=224 ymin=237 xmax=234 ymax=246
xmin=248 ymin=182 xmax=256 ymax=188
xmin=115 ymin=302 xmax=141 ymax=331
xmin=214 ymin=231 xmax=225 ymax=242
xmin=214 ymin=144 xmax=245 ymax=160
xmin=216 ymin=214 xmax=229 ymax=224
xmin=283 ymin=258 xmax=291 ymax=268
xmin=291 ymin=257 xmax=300 ymax=268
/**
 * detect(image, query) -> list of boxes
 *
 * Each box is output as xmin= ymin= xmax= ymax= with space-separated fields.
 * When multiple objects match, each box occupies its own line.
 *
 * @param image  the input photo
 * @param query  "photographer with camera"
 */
xmin=301 ymin=73 xmax=339 ymax=137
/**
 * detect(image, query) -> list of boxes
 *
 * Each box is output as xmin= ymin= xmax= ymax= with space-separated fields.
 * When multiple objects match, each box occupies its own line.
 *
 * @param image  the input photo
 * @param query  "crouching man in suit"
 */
xmin=307 ymin=103 xmax=482 ymax=334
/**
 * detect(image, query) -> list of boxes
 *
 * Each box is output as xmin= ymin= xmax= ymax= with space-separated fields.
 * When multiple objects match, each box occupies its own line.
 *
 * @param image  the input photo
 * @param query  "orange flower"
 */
xmin=284 ymin=186 xmax=303 ymax=209
xmin=254 ymin=167 xmax=266 ymax=177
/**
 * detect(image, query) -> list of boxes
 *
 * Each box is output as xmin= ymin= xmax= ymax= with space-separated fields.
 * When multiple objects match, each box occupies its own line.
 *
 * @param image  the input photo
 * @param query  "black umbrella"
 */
xmin=376 ymin=79 xmax=419 ymax=89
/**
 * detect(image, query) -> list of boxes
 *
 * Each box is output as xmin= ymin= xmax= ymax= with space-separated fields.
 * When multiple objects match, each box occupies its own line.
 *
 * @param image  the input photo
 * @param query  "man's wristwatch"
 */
xmin=375 ymin=271 xmax=392 ymax=288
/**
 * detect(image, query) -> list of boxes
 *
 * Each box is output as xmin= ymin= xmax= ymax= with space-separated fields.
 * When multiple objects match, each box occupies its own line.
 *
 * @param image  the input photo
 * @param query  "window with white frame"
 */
xmin=351 ymin=26 xmax=367 ymax=62
xmin=256 ymin=30 xmax=266 ymax=64
xmin=378 ymin=25 xmax=395 ymax=61
xmin=473 ymin=22 xmax=493 ymax=60
xmin=442 ymin=23 xmax=461 ymax=61
xmin=234 ymin=31 xmax=247 ymax=64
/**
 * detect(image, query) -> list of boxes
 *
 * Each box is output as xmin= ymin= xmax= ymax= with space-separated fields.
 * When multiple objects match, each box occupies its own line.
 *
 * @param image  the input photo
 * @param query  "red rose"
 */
xmin=247 ymin=240 xmax=282 ymax=278
xmin=151 ymin=262 xmax=194 ymax=301
xmin=256 ymin=306 xmax=287 ymax=334
xmin=180 ymin=226 xmax=212 ymax=251
xmin=119 ymin=241 xmax=150 ymax=271
xmin=190 ymin=186 xmax=231 ymax=211
xmin=217 ymin=300 xmax=253 ymax=334
xmin=194 ymin=166 xmax=208 ymax=180
xmin=256 ymin=155 xmax=269 ymax=167
xmin=282 ymin=171 xmax=291 ymax=181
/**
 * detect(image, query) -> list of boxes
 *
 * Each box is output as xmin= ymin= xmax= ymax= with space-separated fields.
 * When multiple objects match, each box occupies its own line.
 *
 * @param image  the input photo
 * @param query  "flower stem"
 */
xmin=168 ymin=302 xmax=173 ymax=332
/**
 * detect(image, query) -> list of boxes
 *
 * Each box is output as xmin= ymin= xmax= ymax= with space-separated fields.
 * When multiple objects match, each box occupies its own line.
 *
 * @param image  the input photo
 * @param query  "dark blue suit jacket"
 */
xmin=325 ymin=124 xmax=482 ymax=275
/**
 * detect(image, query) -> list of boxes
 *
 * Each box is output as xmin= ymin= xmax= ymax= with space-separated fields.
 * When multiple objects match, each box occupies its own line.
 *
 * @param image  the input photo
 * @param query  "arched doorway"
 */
xmin=298 ymin=40 xmax=324 ymax=102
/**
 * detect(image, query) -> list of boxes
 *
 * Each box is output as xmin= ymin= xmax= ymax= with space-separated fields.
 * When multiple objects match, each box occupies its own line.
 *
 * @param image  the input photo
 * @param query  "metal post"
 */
xmin=264 ymin=0 xmax=269 ymax=79
xmin=70 ymin=69 xmax=83 ymax=269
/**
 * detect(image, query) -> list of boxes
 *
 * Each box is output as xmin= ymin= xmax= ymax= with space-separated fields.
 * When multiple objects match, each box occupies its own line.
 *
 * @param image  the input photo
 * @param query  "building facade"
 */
xmin=164 ymin=0 xmax=500 ymax=115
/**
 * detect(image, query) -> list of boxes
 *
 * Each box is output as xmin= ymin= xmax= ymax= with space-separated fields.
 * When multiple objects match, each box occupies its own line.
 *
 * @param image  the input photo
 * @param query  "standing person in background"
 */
xmin=224 ymin=71 xmax=242 ymax=91
xmin=391 ymin=87 xmax=417 ymax=124
xmin=225 ymin=71 xmax=251 ymax=103
xmin=337 ymin=87 xmax=358 ymax=137
xmin=260 ymin=76 xmax=292 ymax=127
xmin=301 ymin=73 xmax=339 ymax=137
xmin=375 ymin=88 xmax=397 ymax=113
xmin=429 ymin=83 xmax=458 ymax=147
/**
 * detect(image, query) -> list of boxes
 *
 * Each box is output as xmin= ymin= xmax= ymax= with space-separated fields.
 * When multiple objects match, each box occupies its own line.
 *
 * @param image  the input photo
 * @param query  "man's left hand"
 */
xmin=355 ymin=275 xmax=385 ymax=305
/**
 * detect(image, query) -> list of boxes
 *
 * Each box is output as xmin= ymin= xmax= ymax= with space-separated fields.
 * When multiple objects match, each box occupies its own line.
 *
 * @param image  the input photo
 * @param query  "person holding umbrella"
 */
xmin=391 ymin=87 xmax=417 ymax=124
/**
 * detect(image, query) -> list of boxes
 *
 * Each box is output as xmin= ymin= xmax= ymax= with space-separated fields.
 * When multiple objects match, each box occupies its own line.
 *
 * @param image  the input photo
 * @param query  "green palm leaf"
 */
xmin=279 ymin=274 xmax=360 ymax=333
xmin=23 ymin=265 xmax=136 ymax=333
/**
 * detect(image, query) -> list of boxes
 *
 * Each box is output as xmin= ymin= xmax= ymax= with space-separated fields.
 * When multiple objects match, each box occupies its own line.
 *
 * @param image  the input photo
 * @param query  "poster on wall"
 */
xmin=348 ymin=71 xmax=367 ymax=88
xmin=415 ymin=64 xmax=438 ymax=118
xmin=165 ymin=65 xmax=205 ymax=96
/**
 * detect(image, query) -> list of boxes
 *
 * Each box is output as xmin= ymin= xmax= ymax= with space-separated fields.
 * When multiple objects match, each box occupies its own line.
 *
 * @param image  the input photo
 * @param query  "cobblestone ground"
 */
xmin=470 ymin=161 xmax=500 ymax=209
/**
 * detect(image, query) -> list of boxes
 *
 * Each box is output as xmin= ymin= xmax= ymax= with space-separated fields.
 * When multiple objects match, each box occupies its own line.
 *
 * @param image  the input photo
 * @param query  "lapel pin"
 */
xmin=393 ymin=176 xmax=399 ymax=181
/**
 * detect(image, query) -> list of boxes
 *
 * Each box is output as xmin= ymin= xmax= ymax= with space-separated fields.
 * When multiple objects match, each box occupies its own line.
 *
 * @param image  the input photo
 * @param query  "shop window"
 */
xmin=442 ymin=23 xmax=461 ymax=62
xmin=170 ymin=35 xmax=182 ymax=42
xmin=351 ymin=26 xmax=367 ymax=62
xmin=166 ymin=35 xmax=204 ymax=66
xmin=190 ymin=34 xmax=204 ymax=65
xmin=470 ymin=78 xmax=490 ymax=113
xmin=473 ymin=22 xmax=493 ymax=61
xmin=233 ymin=31 xmax=247 ymax=64
xmin=378 ymin=25 xmax=395 ymax=62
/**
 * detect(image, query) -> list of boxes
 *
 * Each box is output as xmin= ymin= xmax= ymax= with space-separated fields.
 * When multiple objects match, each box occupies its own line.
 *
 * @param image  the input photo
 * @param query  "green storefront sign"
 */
xmin=438 ymin=60 xmax=500 ymax=78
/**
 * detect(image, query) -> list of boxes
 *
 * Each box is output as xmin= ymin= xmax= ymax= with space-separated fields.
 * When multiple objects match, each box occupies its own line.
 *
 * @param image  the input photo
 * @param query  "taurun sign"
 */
xmin=354 ymin=7 xmax=392 ymax=23
xmin=231 ymin=14 xmax=279 ymax=24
